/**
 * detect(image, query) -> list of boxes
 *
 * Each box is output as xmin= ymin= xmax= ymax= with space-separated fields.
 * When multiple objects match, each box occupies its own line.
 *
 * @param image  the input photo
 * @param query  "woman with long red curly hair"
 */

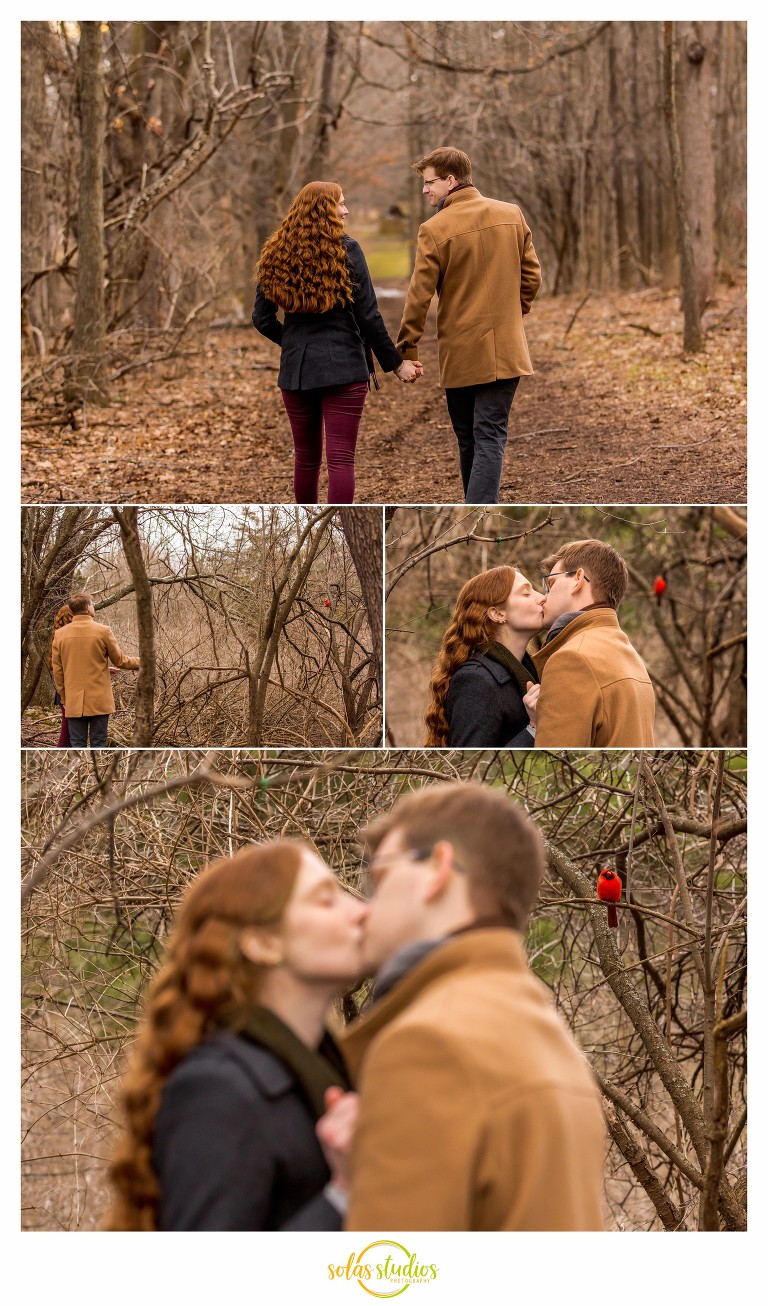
xmin=104 ymin=840 xmax=365 ymax=1230
xmin=253 ymin=181 xmax=420 ymax=504
xmin=50 ymin=604 xmax=73 ymax=747
xmin=425 ymin=564 xmax=545 ymax=748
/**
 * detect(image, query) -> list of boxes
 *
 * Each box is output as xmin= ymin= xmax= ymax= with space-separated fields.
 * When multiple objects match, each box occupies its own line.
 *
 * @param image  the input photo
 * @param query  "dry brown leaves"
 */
xmin=21 ymin=281 xmax=746 ymax=505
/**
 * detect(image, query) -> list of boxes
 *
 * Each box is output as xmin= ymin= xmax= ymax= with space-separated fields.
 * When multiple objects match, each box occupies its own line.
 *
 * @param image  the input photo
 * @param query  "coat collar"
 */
xmin=533 ymin=607 xmax=621 ymax=673
xmin=70 ymin=613 xmax=95 ymax=623
xmin=439 ymin=185 xmax=481 ymax=210
xmin=341 ymin=929 xmax=527 ymax=1081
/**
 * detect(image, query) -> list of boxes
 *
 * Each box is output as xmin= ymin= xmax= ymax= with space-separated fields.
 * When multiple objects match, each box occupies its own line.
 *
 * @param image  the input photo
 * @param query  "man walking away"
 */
xmin=397 ymin=147 xmax=541 ymax=503
xmin=51 ymin=591 xmax=140 ymax=748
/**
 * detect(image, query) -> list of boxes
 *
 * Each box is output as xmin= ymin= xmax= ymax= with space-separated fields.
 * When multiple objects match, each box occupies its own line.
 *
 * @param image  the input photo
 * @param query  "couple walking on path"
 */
xmin=253 ymin=147 xmax=541 ymax=505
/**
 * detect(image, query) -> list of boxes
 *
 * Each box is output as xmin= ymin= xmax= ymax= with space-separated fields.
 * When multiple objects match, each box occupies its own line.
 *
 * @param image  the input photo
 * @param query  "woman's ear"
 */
xmin=487 ymin=607 xmax=506 ymax=626
xmin=239 ymin=926 xmax=284 ymax=967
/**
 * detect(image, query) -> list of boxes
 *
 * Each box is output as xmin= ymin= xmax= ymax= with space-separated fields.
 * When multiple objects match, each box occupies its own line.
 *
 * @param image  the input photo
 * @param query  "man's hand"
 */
xmin=315 ymin=1087 xmax=360 ymax=1192
xmin=523 ymin=681 xmax=540 ymax=727
xmin=396 ymin=360 xmax=422 ymax=383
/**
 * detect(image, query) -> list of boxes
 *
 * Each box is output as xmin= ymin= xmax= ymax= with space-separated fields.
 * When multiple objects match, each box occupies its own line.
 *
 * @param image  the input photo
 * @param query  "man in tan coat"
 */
xmin=318 ymin=782 xmax=606 ymax=1232
xmin=533 ymin=540 xmax=655 ymax=747
xmin=397 ymin=147 xmax=541 ymax=504
xmin=51 ymin=591 xmax=140 ymax=748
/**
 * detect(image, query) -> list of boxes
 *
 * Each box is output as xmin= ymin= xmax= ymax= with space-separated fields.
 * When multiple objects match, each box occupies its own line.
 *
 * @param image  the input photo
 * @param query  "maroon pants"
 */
xmin=280 ymin=382 xmax=368 ymax=503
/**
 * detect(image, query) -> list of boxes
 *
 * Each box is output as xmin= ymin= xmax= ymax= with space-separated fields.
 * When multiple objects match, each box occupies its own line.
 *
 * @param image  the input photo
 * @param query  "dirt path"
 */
xmin=22 ymin=282 xmax=745 ymax=505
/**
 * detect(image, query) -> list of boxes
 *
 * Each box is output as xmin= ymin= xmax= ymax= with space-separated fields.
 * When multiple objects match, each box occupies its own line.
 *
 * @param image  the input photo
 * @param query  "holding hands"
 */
xmin=396 ymin=360 xmax=423 ymax=384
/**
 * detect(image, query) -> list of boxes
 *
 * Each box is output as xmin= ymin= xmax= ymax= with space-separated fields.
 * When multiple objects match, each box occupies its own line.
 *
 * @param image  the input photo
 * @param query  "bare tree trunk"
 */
xmin=608 ymin=27 xmax=632 ymax=289
xmin=662 ymin=22 xmax=703 ymax=352
xmin=112 ymin=508 xmax=155 ymax=744
xmin=603 ymin=1105 xmax=684 ymax=1230
xmin=65 ymin=22 xmax=109 ymax=405
xmin=339 ymin=507 xmax=383 ymax=689
xmin=305 ymin=22 xmax=339 ymax=177
xmin=630 ymin=24 xmax=652 ymax=284
xmin=21 ymin=23 xmax=51 ymax=351
xmin=679 ymin=21 xmax=718 ymax=311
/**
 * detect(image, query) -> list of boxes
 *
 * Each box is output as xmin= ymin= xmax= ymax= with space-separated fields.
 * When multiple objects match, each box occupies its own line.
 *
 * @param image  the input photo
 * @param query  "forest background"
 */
xmin=21 ymin=19 xmax=746 ymax=503
xmin=22 ymin=504 xmax=384 ymax=747
xmin=21 ymin=749 xmax=746 ymax=1234
xmin=385 ymin=504 xmax=747 ymax=748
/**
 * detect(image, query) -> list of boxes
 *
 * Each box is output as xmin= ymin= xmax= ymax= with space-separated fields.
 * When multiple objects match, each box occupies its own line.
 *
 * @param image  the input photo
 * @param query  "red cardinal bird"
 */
xmin=653 ymin=575 xmax=667 ymax=607
xmin=596 ymin=868 xmax=621 ymax=927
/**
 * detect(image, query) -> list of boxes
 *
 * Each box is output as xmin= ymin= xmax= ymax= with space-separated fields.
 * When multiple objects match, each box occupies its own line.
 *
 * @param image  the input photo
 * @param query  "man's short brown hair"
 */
xmin=68 ymin=592 xmax=94 ymax=615
xmin=540 ymin=539 xmax=628 ymax=608
xmin=413 ymin=147 xmax=473 ymax=184
xmin=361 ymin=781 xmax=544 ymax=931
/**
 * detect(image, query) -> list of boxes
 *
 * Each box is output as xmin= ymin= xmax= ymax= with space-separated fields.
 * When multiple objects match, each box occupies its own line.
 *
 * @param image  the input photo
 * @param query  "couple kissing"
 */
xmin=426 ymin=538 xmax=655 ymax=749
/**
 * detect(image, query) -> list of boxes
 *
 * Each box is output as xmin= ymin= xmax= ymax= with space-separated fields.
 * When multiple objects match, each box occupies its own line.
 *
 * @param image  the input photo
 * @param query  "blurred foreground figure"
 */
xmin=104 ymin=841 xmax=366 ymax=1230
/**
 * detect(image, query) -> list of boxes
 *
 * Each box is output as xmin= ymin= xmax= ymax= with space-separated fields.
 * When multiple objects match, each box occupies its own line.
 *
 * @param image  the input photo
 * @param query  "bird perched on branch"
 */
xmin=596 ymin=868 xmax=621 ymax=927
xmin=653 ymin=574 xmax=667 ymax=607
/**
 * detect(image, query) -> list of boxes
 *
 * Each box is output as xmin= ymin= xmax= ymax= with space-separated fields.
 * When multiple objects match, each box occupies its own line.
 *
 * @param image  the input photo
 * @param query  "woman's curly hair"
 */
xmin=256 ymin=181 xmax=354 ymax=313
xmin=103 ymin=840 xmax=306 ymax=1231
xmin=49 ymin=604 xmax=73 ymax=671
xmin=424 ymin=565 xmax=517 ymax=747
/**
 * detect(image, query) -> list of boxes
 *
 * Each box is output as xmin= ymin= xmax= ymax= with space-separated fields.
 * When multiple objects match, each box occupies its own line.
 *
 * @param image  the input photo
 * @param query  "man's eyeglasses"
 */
xmin=360 ymin=847 xmax=432 ymax=898
xmin=542 ymin=568 xmax=591 ymax=591
xmin=422 ymin=176 xmax=446 ymax=187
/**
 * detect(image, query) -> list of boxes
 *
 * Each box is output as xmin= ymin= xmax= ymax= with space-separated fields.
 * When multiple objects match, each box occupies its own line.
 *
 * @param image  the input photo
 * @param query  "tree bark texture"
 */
xmin=21 ymin=23 xmax=50 ymax=347
xmin=66 ymin=22 xmax=110 ymax=405
xmin=678 ymin=21 xmax=718 ymax=311
xmin=305 ymin=22 xmax=339 ymax=177
xmin=339 ymin=508 xmax=383 ymax=688
xmin=112 ymin=507 xmax=156 ymax=745
xmin=662 ymin=22 xmax=703 ymax=352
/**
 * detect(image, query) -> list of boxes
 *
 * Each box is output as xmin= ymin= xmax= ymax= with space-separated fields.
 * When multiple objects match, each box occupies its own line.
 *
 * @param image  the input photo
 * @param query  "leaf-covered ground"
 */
xmin=22 ymin=281 xmax=745 ymax=505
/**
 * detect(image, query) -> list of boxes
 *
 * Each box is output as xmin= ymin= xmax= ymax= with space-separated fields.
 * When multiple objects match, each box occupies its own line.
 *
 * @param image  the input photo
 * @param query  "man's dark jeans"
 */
xmin=444 ymin=377 xmax=520 ymax=503
xmin=67 ymin=714 xmax=110 ymax=748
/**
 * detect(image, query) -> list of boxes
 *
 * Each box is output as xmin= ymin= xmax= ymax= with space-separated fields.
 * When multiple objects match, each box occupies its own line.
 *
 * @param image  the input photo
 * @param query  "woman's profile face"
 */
xmin=493 ymin=572 xmax=545 ymax=633
xmin=336 ymin=192 xmax=349 ymax=221
xmin=277 ymin=849 xmax=365 ymax=987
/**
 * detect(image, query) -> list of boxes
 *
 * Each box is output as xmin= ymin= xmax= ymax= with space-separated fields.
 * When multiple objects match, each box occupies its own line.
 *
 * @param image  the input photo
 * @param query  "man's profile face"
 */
xmin=540 ymin=565 xmax=580 ymax=626
xmin=360 ymin=828 xmax=431 ymax=972
xmin=421 ymin=171 xmax=455 ymax=208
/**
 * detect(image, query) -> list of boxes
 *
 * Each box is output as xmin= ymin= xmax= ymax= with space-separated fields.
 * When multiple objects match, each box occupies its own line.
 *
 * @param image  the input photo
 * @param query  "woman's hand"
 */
xmin=396 ymin=360 xmax=423 ymax=383
xmin=523 ymin=680 xmax=540 ymax=727
xmin=316 ymin=1087 xmax=360 ymax=1191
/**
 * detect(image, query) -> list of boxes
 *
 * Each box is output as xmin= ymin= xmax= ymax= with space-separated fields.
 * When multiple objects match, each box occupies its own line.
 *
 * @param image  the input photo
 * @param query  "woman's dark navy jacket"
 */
xmin=152 ymin=1029 xmax=341 ymax=1231
xmin=445 ymin=652 xmax=538 ymax=748
xmin=252 ymin=235 xmax=403 ymax=390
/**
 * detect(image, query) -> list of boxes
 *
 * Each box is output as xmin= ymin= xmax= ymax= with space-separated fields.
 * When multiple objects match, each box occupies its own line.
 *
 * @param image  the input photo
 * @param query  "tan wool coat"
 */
xmin=397 ymin=187 xmax=542 ymax=388
xmin=532 ymin=608 xmax=655 ymax=748
xmin=52 ymin=614 xmax=139 ymax=717
xmin=341 ymin=930 xmax=606 ymax=1232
